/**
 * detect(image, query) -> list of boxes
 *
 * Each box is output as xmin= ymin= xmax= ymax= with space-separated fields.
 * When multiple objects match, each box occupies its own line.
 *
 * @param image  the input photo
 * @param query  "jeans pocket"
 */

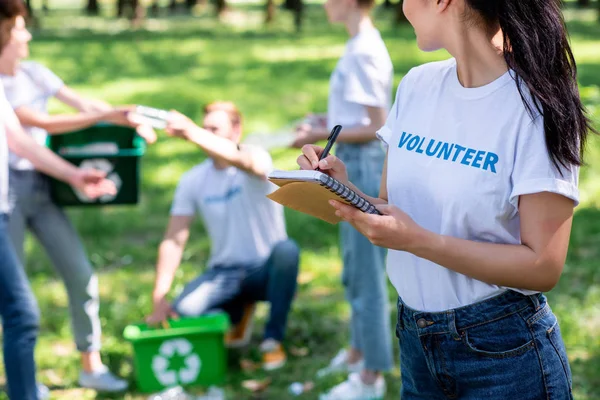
xmin=461 ymin=312 xmax=535 ymax=359
xmin=547 ymin=321 xmax=573 ymax=394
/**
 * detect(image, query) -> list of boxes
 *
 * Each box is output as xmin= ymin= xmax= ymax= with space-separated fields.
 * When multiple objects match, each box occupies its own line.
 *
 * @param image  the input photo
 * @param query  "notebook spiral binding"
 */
xmin=318 ymin=174 xmax=382 ymax=215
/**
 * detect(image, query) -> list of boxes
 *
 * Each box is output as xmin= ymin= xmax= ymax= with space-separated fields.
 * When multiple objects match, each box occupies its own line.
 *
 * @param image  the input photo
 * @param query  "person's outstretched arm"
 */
xmin=4 ymin=104 xmax=116 ymax=198
xmin=147 ymin=215 xmax=193 ymax=325
xmin=14 ymin=105 xmax=133 ymax=135
xmin=55 ymin=85 xmax=112 ymax=113
xmin=165 ymin=111 xmax=269 ymax=179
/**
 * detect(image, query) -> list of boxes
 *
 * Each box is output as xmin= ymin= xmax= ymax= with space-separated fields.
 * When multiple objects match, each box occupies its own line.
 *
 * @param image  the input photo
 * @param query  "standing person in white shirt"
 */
xmin=0 ymin=1 xmax=156 ymax=392
xmin=298 ymin=0 xmax=596 ymax=398
xmin=147 ymin=102 xmax=300 ymax=371
xmin=292 ymin=0 xmax=394 ymax=399
xmin=0 ymin=80 xmax=116 ymax=399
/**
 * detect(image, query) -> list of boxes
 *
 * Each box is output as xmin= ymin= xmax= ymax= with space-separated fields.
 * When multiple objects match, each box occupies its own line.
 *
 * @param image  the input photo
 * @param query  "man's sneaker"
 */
xmin=319 ymin=372 xmax=385 ymax=400
xmin=225 ymin=303 xmax=256 ymax=348
xmin=78 ymin=365 xmax=128 ymax=392
xmin=317 ymin=348 xmax=365 ymax=378
xmin=260 ymin=338 xmax=287 ymax=371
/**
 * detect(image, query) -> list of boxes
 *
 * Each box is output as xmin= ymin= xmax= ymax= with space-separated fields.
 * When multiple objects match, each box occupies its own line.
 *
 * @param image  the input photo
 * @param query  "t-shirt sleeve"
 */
xmin=170 ymin=174 xmax=198 ymax=217
xmin=8 ymin=63 xmax=64 ymax=109
xmin=31 ymin=62 xmax=64 ymax=97
xmin=242 ymin=145 xmax=273 ymax=177
xmin=509 ymin=116 xmax=580 ymax=212
xmin=343 ymin=53 xmax=390 ymax=109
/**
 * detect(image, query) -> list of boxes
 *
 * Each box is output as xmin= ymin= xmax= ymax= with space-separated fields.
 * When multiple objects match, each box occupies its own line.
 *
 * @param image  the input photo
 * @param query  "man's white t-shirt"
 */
xmin=170 ymin=146 xmax=288 ymax=268
xmin=0 ymin=61 xmax=64 ymax=170
xmin=327 ymin=27 xmax=393 ymax=132
xmin=0 ymin=84 xmax=10 ymax=214
xmin=377 ymin=58 xmax=579 ymax=312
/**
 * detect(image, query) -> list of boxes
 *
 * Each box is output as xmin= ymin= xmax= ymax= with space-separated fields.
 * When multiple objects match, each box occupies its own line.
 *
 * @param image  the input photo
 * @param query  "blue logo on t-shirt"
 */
xmin=204 ymin=186 xmax=242 ymax=204
xmin=398 ymin=131 xmax=499 ymax=173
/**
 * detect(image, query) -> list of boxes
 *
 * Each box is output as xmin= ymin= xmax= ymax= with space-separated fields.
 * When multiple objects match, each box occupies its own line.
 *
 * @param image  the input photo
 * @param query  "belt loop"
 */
xmin=529 ymin=294 xmax=541 ymax=310
xmin=397 ymin=298 xmax=405 ymax=330
xmin=448 ymin=311 xmax=460 ymax=340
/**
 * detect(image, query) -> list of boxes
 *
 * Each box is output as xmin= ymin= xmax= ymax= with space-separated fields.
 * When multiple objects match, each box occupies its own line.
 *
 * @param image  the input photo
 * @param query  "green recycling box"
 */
xmin=47 ymin=124 xmax=146 ymax=206
xmin=123 ymin=313 xmax=230 ymax=393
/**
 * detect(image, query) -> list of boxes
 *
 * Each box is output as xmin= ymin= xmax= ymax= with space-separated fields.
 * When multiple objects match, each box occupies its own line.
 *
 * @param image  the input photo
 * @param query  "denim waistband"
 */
xmin=398 ymin=290 xmax=544 ymax=335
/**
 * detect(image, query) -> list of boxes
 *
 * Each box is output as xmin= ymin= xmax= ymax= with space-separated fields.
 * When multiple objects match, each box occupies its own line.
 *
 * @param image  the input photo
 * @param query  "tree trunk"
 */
xmin=215 ymin=0 xmax=227 ymax=17
xmin=86 ymin=0 xmax=100 ymax=15
xmin=186 ymin=0 xmax=198 ymax=10
xmin=150 ymin=0 xmax=160 ymax=16
xmin=117 ymin=0 xmax=145 ymax=22
xmin=265 ymin=0 xmax=275 ymax=23
xmin=293 ymin=0 xmax=303 ymax=32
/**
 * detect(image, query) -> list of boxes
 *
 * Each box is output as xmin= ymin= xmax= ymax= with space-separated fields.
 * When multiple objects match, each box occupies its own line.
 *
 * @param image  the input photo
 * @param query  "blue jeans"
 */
xmin=396 ymin=290 xmax=573 ymax=399
xmin=173 ymin=240 xmax=300 ymax=341
xmin=337 ymin=141 xmax=393 ymax=372
xmin=0 ymin=214 xmax=40 ymax=400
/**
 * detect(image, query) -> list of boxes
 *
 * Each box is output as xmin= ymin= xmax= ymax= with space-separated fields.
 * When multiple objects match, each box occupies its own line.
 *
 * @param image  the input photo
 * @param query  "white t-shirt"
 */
xmin=0 ymin=84 xmax=10 ymax=214
xmin=0 ymin=61 xmax=64 ymax=170
xmin=327 ymin=27 xmax=394 ymax=132
xmin=377 ymin=58 xmax=579 ymax=312
xmin=170 ymin=146 xmax=288 ymax=268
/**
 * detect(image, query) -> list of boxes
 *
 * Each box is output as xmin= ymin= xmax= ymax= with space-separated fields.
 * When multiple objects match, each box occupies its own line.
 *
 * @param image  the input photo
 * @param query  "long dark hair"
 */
xmin=466 ymin=0 xmax=597 ymax=169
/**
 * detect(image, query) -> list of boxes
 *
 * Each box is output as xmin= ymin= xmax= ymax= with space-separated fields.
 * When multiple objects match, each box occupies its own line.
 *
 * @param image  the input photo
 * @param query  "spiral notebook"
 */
xmin=267 ymin=170 xmax=382 ymax=224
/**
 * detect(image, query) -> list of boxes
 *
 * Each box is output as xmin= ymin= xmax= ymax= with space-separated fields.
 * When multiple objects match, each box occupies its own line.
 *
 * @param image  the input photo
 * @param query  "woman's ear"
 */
xmin=437 ymin=0 xmax=453 ymax=13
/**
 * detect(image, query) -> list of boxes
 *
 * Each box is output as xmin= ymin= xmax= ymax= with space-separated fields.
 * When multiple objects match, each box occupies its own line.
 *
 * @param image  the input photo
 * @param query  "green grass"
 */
xmin=1 ymin=3 xmax=599 ymax=399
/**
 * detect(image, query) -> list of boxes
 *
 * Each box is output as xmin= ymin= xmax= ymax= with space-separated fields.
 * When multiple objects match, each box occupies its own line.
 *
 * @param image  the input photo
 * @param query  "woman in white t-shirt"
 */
xmin=298 ymin=0 xmax=596 ymax=398
xmin=0 ymin=6 xmax=155 ymax=393
xmin=292 ymin=0 xmax=394 ymax=399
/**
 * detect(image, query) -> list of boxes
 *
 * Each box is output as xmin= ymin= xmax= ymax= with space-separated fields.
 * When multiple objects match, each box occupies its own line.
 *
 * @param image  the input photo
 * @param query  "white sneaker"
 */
xmin=78 ymin=365 xmax=128 ymax=392
xmin=317 ymin=349 xmax=365 ymax=378
xmin=319 ymin=373 xmax=385 ymax=400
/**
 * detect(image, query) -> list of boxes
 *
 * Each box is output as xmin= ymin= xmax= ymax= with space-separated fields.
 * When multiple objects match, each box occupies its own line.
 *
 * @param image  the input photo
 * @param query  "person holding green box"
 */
xmin=1 ymin=66 xmax=117 ymax=400
xmin=0 ymin=0 xmax=156 ymax=392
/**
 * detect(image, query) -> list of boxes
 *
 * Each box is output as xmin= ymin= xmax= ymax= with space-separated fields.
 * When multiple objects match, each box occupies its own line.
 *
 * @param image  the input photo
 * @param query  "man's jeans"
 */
xmin=0 ymin=214 xmax=40 ymax=400
xmin=173 ymin=240 xmax=300 ymax=341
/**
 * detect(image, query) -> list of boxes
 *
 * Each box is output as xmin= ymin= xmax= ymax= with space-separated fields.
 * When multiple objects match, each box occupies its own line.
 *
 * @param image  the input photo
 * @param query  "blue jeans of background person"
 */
xmin=397 ymin=290 xmax=573 ymax=399
xmin=8 ymin=169 xmax=101 ymax=353
xmin=337 ymin=141 xmax=393 ymax=372
xmin=0 ymin=214 xmax=40 ymax=400
xmin=173 ymin=240 xmax=300 ymax=341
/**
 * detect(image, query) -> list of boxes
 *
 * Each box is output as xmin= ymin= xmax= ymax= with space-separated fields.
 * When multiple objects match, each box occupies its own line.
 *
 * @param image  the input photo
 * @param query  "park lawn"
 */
xmin=0 ymin=2 xmax=599 ymax=399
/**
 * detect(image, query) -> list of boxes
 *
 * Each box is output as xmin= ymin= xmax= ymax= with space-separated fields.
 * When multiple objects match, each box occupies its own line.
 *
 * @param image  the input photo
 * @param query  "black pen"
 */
xmin=316 ymin=124 xmax=342 ymax=171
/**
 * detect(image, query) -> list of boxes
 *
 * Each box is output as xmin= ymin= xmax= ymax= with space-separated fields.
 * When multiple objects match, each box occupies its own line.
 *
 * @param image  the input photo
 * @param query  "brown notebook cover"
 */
xmin=267 ymin=170 xmax=380 ymax=225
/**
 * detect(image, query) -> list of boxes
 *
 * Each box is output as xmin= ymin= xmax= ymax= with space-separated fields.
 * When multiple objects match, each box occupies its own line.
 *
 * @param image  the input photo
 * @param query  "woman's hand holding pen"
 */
xmin=297 ymin=144 xmax=349 ymax=184
xmin=297 ymin=143 xmax=426 ymax=252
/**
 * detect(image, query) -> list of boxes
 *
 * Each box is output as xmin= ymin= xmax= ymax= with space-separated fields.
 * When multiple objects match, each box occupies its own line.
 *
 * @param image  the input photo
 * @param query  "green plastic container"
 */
xmin=47 ymin=124 xmax=146 ymax=206
xmin=123 ymin=313 xmax=230 ymax=393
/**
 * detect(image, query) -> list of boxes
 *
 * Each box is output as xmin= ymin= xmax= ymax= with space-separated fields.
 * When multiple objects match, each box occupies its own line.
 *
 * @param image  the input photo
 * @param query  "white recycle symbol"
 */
xmin=74 ymin=158 xmax=122 ymax=203
xmin=152 ymin=338 xmax=202 ymax=387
